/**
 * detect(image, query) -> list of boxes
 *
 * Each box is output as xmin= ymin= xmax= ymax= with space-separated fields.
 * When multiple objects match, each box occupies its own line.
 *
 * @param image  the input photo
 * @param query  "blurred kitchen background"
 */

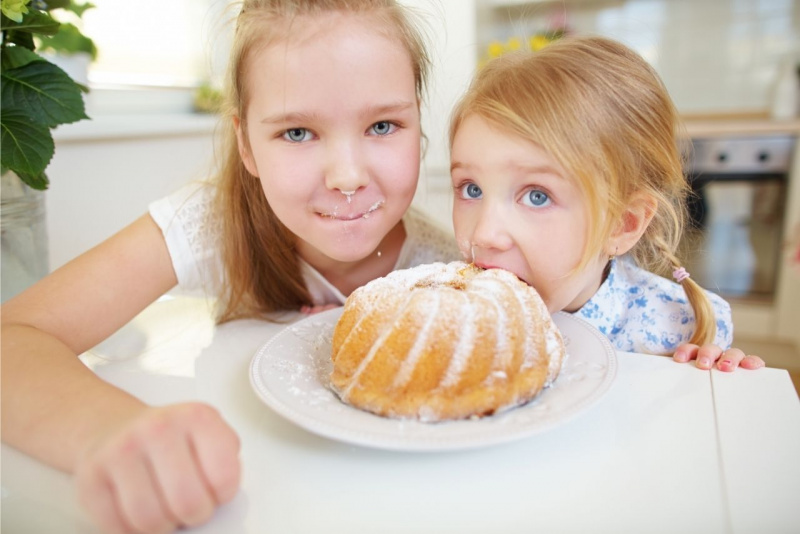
xmin=6 ymin=0 xmax=799 ymax=390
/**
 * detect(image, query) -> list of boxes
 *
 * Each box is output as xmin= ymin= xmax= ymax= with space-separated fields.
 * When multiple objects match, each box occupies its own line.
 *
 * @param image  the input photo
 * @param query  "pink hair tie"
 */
xmin=673 ymin=267 xmax=690 ymax=283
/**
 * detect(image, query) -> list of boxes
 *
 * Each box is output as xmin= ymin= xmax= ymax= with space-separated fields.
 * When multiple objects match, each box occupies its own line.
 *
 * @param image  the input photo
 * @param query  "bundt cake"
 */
xmin=330 ymin=261 xmax=565 ymax=422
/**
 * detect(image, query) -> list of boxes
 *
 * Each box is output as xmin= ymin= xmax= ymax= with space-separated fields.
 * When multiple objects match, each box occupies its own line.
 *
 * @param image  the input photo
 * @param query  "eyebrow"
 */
xmin=510 ymin=163 xmax=564 ymax=178
xmin=260 ymin=101 xmax=416 ymax=125
xmin=260 ymin=111 xmax=317 ymax=125
xmin=363 ymin=101 xmax=416 ymax=118
xmin=450 ymin=161 xmax=563 ymax=178
xmin=450 ymin=161 xmax=469 ymax=173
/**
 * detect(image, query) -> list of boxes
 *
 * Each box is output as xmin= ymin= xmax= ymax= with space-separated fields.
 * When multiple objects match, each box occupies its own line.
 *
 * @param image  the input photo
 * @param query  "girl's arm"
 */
xmin=1 ymin=214 xmax=240 ymax=532
xmin=673 ymin=343 xmax=765 ymax=371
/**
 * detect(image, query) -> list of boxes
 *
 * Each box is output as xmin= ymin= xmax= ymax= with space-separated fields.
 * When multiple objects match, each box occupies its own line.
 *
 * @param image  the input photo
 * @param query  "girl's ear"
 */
xmin=234 ymin=116 xmax=259 ymax=177
xmin=607 ymin=193 xmax=657 ymax=257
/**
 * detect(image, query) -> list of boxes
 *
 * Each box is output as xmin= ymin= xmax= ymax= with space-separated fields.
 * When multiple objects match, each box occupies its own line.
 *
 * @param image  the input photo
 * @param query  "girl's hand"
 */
xmin=75 ymin=403 xmax=241 ymax=534
xmin=673 ymin=343 xmax=765 ymax=372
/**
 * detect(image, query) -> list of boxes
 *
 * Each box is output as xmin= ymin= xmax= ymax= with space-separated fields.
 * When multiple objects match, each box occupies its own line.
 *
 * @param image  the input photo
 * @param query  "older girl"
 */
xmin=1 ymin=1 xmax=457 ymax=532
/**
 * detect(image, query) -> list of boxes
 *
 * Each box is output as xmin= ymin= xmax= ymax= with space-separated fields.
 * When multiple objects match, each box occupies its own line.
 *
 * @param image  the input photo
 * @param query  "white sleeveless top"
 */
xmin=149 ymin=181 xmax=460 ymax=305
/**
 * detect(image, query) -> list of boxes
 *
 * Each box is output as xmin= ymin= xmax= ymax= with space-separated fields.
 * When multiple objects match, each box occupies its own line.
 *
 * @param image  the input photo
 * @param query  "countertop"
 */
xmin=681 ymin=112 xmax=800 ymax=138
xmin=2 ymin=296 xmax=799 ymax=533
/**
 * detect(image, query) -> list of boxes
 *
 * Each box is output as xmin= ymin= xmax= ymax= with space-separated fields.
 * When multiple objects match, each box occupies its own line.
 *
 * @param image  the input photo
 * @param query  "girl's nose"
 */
xmin=325 ymin=140 xmax=369 ymax=193
xmin=470 ymin=202 xmax=514 ymax=252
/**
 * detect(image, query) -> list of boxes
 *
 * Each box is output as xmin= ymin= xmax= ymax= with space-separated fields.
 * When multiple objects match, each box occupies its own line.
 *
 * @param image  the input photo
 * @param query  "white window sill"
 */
xmin=52 ymin=85 xmax=223 ymax=143
xmin=53 ymin=112 xmax=221 ymax=143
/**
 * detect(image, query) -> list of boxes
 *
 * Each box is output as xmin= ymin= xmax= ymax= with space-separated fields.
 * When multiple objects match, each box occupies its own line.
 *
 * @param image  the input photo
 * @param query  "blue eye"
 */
xmin=370 ymin=121 xmax=396 ymax=136
xmin=459 ymin=183 xmax=482 ymax=199
xmin=284 ymin=128 xmax=312 ymax=142
xmin=523 ymin=189 xmax=550 ymax=207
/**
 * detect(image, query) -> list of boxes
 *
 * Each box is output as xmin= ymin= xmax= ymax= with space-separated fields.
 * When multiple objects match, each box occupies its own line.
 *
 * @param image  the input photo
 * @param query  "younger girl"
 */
xmin=1 ymin=1 xmax=457 ymax=532
xmin=448 ymin=35 xmax=764 ymax=371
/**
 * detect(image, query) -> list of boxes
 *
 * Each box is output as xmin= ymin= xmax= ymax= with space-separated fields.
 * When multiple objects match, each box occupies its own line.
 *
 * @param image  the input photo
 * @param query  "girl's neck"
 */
xmin=302 ymin=221 xmax=407 ymax=297
xmin=562 ymin=257 xmax=612 ymax=313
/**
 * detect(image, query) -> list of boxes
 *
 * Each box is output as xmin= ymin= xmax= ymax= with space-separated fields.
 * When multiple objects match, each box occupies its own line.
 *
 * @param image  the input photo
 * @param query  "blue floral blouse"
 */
xmin=575 ymin=257 xmax=733 ymax=355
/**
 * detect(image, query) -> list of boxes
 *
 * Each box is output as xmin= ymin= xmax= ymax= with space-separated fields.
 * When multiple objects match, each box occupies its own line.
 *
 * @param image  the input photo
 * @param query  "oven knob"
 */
xmin=758 ymin=151 xmax=770 ymax=163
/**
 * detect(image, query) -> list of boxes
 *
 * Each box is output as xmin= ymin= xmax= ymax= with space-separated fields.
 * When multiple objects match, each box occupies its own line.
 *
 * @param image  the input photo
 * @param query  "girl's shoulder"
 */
xmin=148 ymin=180 xmax=223 ymax=295
xmin=149 ymin=180 xmax=220 ymax=261
xmin=396 ymin=207 xmax=461 ymax=268
xmin=149 ymin=180 xmax=217 ymax=229
xmin=578 ymin=257 xmax=732 ymax=353
xmin=615 ymin=260 xmax=730 ymax=318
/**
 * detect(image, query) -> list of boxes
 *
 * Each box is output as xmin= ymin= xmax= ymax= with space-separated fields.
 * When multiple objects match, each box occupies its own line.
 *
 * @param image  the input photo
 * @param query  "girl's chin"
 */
xmin=309 ymin=240 xmax=383 ymax=264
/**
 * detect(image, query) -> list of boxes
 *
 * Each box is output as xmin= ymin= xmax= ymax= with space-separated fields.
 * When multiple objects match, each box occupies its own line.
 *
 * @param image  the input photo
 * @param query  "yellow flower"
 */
xmin=506 ymin=37 xmax=522 ymax=51
xmin=487 ymin=41 xmax=504 ymax=58
xmin=1 ymin=0 xmax=30 ymax=23
xmin=530 ymin=35 xmax=551 ymax=52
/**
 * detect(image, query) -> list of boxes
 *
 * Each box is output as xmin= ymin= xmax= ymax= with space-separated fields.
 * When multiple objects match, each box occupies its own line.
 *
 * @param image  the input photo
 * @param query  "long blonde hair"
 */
xmin=215 ymin=0 xmax=430 ymax=322
xmin=450 ymin=36 xmax=716 ymax=345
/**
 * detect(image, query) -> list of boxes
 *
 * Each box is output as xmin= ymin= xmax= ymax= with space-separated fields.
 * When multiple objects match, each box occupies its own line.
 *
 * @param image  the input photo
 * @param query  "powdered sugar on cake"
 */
xmin=330 ymin=261 xmax=566 ymax=421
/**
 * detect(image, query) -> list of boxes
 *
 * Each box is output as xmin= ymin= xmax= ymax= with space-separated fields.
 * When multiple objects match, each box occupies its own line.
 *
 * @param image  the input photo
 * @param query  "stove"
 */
xmin=681 ymin=134 xmax=795 ymax=300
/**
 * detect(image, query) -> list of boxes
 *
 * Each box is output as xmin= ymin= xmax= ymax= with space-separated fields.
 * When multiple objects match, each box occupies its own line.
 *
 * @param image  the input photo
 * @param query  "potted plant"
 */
xmin=1 ymin=0 xmax=95 ymax=188
xmin=1 ymin=0 xmax=95 ymax=300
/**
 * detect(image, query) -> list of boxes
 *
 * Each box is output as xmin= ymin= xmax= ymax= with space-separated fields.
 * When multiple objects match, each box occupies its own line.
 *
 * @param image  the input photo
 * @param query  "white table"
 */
xmin=3 ymin=295 xmax=800 ymax=533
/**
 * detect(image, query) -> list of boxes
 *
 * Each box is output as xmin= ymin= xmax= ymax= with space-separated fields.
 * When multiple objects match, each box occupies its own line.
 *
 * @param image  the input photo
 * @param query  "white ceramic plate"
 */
xmin=249 ymin=307 xmax=616 ymax=451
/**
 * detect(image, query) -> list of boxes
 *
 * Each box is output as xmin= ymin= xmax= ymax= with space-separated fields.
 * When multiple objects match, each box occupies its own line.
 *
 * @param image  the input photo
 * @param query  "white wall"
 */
xmin=401 ymin=0 xmax=478 ymax=231
xmin=478 ymin=0 xmax=800 ymax=115
xmin=46 ymin=116 xmax=218 ymax=270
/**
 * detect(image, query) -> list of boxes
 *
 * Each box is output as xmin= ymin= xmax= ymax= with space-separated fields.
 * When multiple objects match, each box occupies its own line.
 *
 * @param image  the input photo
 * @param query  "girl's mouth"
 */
xmin=319 ymin=200 xmax=384 ymax=221
xmin=474 ymin=261 xmax=499 ymax=270
xmin=474 ymin=260 xmax=528 ymax=284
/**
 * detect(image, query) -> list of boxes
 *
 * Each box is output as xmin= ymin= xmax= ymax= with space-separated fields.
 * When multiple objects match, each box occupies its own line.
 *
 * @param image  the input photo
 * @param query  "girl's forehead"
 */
xmin=245 ymin=11 xmax=412 ymax=86
xmin=453 ymin=116 xmax=558 ymax=167
xmin=271 ymin=11 xmax=399 ymax=52
xmin=242 ymin=11 xmax=417 ymax=120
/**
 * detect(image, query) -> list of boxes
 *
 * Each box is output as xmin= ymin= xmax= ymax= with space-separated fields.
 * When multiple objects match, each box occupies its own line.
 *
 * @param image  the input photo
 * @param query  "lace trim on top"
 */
xmin=149 ymin=181 xmax=222 ymax=296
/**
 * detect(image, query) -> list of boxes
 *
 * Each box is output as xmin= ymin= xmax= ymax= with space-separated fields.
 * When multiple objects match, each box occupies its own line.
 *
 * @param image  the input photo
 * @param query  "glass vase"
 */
xmin=1 ymin=172 xmax=50 ymax=302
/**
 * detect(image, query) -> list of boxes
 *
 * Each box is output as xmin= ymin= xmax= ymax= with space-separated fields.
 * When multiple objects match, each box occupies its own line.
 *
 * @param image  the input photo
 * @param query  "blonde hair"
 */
xmin=450 ymin=36 xmax=716 ymax=345
xmin=215 ymin=0 xmax=430 ymax=322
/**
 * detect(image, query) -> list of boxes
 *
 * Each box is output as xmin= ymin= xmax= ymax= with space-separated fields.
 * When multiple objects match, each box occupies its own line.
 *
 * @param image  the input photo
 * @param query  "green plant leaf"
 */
xmin=1 ymin=45 xmax=44 ymax=70
xmin=44 ymin=0 xmax=72 ymax=10
xmin=12 ymin=168 xmax=49 ymax=189
xmin=1 ymin=13 xmax=18 ymax=27
xmin=1 ymin=59 xmax=88 ymax=127
xmin=0 ymin=109 xmax=54 ymax=190
xmin=65 ymin=1 xmax=94 ymax=19
xmin=0 ymin=10 xmax=60 ymax=35
xmin=3 ymin=27 xmax=35 ymax=50
xmin=37 ymin=22 xmax=97 ymax=59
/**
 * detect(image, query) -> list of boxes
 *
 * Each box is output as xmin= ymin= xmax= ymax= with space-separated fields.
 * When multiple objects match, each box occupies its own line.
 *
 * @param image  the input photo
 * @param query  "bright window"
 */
xmin=80 ymin=0 xmax=231 ymax=88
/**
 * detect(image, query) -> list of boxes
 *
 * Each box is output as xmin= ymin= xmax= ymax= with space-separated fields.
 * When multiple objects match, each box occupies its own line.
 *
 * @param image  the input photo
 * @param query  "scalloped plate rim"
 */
xmin=249 ymin=308 xmax=617 ymax=452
